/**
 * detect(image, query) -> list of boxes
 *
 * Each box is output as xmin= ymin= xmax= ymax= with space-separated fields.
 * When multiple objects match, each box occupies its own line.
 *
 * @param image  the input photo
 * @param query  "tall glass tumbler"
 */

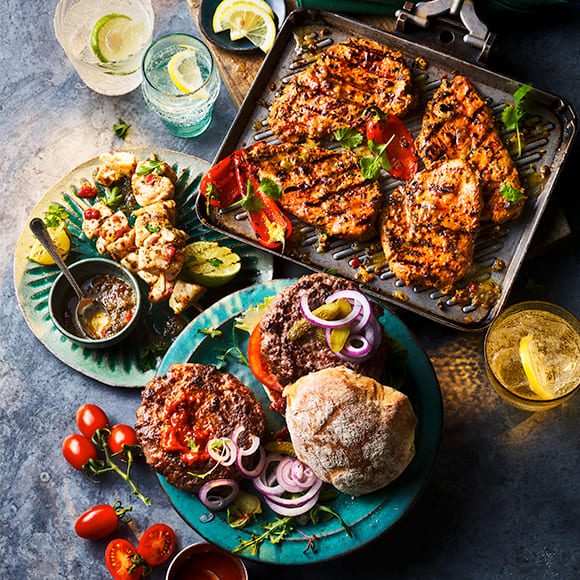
xmin=141 ymin=34 xmax=221 ymax=138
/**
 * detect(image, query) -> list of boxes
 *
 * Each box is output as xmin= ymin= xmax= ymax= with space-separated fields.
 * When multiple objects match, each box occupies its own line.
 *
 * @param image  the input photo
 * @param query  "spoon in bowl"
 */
xmin=29 ymin=217 xmax=111 ymax=340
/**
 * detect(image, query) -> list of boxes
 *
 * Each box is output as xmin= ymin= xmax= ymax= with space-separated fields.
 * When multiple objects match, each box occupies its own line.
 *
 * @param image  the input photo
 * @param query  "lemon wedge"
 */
xmin=519 ymin=335 xmax=553 ymax=399
xmin=212 ymin=0 xmax=273 ymax=33
xmin=90 ymin=13 xmax=146 ymax=63
xmin=218 ymin=2 xmax=277 ymax=53
xmin=28 ymin=221 xmax=71 ymax=265
xmin=167 ymin=49 xmax=208 ymax=96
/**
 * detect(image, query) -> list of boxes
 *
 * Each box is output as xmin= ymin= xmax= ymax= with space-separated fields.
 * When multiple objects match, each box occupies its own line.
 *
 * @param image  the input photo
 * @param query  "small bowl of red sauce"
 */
xmin=166 ymin=542 xmax=248 ymax=580
xmin=49 ymin=257 xmax=142 ymax=349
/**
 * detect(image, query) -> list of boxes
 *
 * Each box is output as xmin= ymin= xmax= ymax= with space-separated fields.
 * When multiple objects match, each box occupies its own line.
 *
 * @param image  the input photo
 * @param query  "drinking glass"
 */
xmin=54 ymin=0 xmax=154 ymax=96
xmin=484 ymin=301 xmax=580 ymax=411
xmin=141 ymin=34 xmax=221 ymax=138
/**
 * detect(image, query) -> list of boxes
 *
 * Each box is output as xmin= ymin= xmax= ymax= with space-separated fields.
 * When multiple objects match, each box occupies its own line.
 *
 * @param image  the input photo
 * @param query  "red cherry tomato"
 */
xmin=137 ymin=523 xmax=176 ymax=566
xmin=105 ymin=538 xmax=143 ymax=580
xmin=248 ymin=324 xmax=283 ymax=393
xmin=108 ymin=424 xmax=139 ymax=455
xmin=76 ymin=183 xmax=98 ymax=198
xmin=74 ymin=504 xmax=120 ymax=540
xmin=83 ymin=208 xmax=101 ymax=220
xmin=76 ymin=404 xmax=110 ymax=439
xmin=62 ymin=433 xmax=98 ymax=471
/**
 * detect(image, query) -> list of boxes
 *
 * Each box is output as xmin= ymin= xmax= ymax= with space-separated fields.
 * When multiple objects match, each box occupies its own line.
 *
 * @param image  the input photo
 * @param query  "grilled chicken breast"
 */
xmin=380 ymin=159 xmax=482 ymax=292
xmin=268 ymin=37 xmax=416 ymax=142
xmin=416 ymin=75 xmax=524 ymax=223
xmin=243 ymin=142 xmax=382 ymax=240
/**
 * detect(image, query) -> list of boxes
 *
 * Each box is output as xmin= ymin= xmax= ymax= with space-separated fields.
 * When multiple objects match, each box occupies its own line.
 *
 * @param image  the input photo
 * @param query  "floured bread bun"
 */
xmin=283 ymin=366 xmax=416 ymax=496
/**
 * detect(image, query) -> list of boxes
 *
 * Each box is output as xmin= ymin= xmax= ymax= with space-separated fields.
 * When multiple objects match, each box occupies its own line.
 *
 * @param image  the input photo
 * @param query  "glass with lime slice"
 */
xmin=54 ymin=0 xmax=154 ymax=95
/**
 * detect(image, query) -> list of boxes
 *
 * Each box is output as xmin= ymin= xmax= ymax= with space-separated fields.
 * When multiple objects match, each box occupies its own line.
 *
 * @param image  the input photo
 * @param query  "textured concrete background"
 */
xmin=1 ymin=1 xmax=579 ymax=579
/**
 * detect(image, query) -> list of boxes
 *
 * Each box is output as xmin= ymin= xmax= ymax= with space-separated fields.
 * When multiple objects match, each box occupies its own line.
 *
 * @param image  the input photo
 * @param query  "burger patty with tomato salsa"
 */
xmin=259 ymin=273 xmax=387 ymax=388
xmin=135 ymin=363 xmax=266 ymax=493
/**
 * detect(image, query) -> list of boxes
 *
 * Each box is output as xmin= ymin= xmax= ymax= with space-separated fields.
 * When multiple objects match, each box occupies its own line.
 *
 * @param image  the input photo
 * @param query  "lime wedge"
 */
xmin=167 ymin=49 xmax=207 ymax=96
xmin=90 ymin=13 xmax=146 ymax=63
xmin=219 ymin=2 xmax=277 ymax=53
xmin=28 ymin=222 xmax=71 ymax=265
xmin=213 ymin=0 xmax=273 ymax=33
xmin=519 ymin=335 xmax=554 ymax=399
xmin=183 ymin=241 xmax=241 ymax=287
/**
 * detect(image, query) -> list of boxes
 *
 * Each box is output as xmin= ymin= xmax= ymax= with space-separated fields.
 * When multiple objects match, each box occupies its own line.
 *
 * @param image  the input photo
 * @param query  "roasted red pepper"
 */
xmin=199 ymin=151 xmax=244 ymax=209
xmin=365 ymin=108 xmax=418 ymax=181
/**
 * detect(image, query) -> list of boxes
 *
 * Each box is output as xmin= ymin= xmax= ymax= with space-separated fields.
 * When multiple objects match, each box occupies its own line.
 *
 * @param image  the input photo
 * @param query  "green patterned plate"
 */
xmin=13 ymin=148 xmax=273 ymax=387
xmin=157 ymin=279 xmax=442 ymax=565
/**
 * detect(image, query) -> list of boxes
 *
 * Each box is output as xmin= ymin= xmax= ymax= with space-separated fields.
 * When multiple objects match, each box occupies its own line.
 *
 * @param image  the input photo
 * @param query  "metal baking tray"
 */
xmin=196 ymin=9 xmax=576 ymax=331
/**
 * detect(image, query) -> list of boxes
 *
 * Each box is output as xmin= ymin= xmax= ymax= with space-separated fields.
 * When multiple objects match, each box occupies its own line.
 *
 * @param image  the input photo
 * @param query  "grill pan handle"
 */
xmin=395 ymin=0 xmax=496 ymax=64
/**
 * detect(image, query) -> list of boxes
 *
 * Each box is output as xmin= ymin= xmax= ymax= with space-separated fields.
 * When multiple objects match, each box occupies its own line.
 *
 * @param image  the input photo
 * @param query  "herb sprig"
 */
xmin=334 ymin=127 xmax=363 ymax=150
xmin=502 ymin=84 xmax=532 ymax=157
xmin=113 ymin=118 xmax=131 ymax=140
xmin=359 ymin=137 xmax=394 ymax=180
xmin=44 ymin=204 xmax=70 ymax=227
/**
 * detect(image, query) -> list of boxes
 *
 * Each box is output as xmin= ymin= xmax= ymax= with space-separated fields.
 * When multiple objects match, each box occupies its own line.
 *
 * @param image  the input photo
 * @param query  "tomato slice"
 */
xmin=248 ymin=324 xmax=284 ymax=393
xmin=105 ymin=538 xmax=143 ymax=580
xmin=137 ymin=523 xmax=176 ymax=566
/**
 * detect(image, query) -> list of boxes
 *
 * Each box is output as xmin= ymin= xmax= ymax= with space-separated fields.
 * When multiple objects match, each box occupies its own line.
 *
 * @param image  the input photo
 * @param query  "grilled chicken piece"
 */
xmin=96 ymin=152 xmax=137 ymax=186
xmin=243 ymin=142 xmax=382 ymax=241
xmin=380 ymin=159 xmax=482 ymax=292
xmin=131 ymin=172 xmax=175 ymax=206
xmin=416 ymin=75 xmax=524 ymax=223
xmin=268 ymin=37 xmax=416 ymax=143
xmin=95 ymin=211 xmax=135 ymax=260
xmin=82 ymin=201 xmax=113 ymax=240
xmin=169 ymin=279 xmax=206 ymax=314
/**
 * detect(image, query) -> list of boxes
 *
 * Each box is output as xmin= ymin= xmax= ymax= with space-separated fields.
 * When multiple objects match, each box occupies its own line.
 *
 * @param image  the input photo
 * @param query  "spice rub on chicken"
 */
xmin=135 ymin=363 xmax=266 ymax=493
xmin=415 ymin=75 xmax=525 ymax=223
xmin=268 ymin=37 xmax=416 ymax=143
xmin=380 ymin=159 xmax=482 ymax=293
xmin=242 ymin=142 xmax=382 ymax=241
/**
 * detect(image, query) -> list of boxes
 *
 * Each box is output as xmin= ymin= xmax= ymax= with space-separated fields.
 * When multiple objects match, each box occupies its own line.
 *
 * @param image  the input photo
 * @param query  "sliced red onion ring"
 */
xmin=263 ymin=491 xmax=321 ymax=517
xmin=326 ymin=289 xmax=372 ymax=333
xmin=251 ymin=453 xmax=285 ymax=496
xmin=230 ymin=426 xmax=261 ymax=457
xmin=335 ymin=315 xmax=382 ymax=362
xmin=276 ymin=457 xmax=318 ymax=493
xmin=207 ymin=437 xmax=237 ymax=467
xmin=343 ymin=334 xmax=371 ymax=357
xmin=199 ymin=479 xmax=239 ymax=511
xmin=236 ymin=446 xmax=266 ymax=478
xmin=300 ymin=293 xmax=361 ymax=329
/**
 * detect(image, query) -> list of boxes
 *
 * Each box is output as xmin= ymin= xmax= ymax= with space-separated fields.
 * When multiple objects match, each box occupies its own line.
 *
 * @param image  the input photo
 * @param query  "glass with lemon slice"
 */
xmin=141 ymin=34 xmax=221 ymax=137
xmin=484 ymin=301 xmax=580 ymax=411
xmin=54 ymin=0 xmax=154 ymax=95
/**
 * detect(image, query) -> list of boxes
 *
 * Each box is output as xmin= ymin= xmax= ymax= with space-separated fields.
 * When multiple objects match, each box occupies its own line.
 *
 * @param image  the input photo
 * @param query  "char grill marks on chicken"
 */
xmin=380 ymin=159 xmax=482 ymax=293
xmin=415 ymin=75 xmax=524 ymax=223
xmin=268 ymin=37 xmax=416 ymax=143
xmin=242 ymin=142 xmax=382 ymax=241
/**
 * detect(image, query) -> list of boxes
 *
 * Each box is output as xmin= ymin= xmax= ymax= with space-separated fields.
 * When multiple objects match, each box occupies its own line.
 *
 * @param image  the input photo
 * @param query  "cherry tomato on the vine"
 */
xmin=105 ymin=538 xmax=144 ymax=580
xmin=108 ymin=424 xmax=139 ymax=456
xmin=75 ymin=504 xmax=121 ymax=540
xmin=76 ymin=404 xmax=109 ymax=439
xmin=137 ymin=523 xmax=176 ymax=566
xmin=62 ymin=433 xmax=98 ymax=470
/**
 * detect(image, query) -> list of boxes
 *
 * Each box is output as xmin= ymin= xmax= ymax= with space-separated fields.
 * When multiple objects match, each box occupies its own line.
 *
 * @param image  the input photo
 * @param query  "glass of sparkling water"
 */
xmin=141 ymin=34 xmax=221 ymax=138
xmin=484 ymin=301 xmax=580 ymax=411
xmin=54 ymin=0 xmax=154 ymax=96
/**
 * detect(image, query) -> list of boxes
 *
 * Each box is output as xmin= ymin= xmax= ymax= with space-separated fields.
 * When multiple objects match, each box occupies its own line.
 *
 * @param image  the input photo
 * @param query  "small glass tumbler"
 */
xmin=54 ymin=0 xmax=154 ymax=96
xmin=484 ymin=301 xmax=580 ymax=411
xmin=141 ymin=34 xmax=221 ymax=138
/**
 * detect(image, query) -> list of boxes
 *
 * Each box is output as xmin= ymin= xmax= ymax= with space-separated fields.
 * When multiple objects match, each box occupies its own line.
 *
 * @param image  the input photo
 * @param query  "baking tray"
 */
xmin=196 ymin=9 xmax=577 ymax=331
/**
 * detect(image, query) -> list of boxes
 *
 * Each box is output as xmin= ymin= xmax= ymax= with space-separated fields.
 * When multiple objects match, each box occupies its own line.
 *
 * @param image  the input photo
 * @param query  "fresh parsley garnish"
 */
xmin=197 ymin=327 xmax=223 ymax=339
xmin=500 ymin=183 xmax=524 ymax=203
xmin=104 ymin=185 xmax=123 ymax=210
xmin=145 ymin=223 xmax=160 ymax=233
xmin=359 ymin=138 xmax=393 ymax=180
xmin=44 ymin=204 xmax=69 ymax=228
xmin=502 ymin=84 xmax=532 ymax=157
xmin=240 ymin=180 xmax=264 ymax=213
xmin=136 ymin=160 xmax=164 ymax=176
xmin=259 ymin=177 xmax=283 ymax=201
xmin=334 ymin=127 xmax=363 ymax=150
xmin=186 ymin=438 xmax=200 ymax=452
xmin=209 ymin=257 xmax=223 ymax=268
xmin=113 ymin=118 xmax=131 ymax=140
xmin=138 ymin=344 xmax=168 ymax=372
xmin=322 ymin=268 xmax=338 ymax=275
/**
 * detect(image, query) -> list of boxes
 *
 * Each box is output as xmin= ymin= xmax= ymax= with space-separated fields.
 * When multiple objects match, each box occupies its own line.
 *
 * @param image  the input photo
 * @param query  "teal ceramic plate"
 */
xmin=13 ymin=148 xmax=273 ymax=387
xmin=199 ymin=0 xmax=286 ymax=52
xmin=157 ymin=279 xmax=442 ymax=565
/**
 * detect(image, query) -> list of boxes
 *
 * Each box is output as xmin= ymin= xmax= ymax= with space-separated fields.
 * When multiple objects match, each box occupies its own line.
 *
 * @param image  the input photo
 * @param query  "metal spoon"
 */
xmin=29 ymin=217 xmax=110 ymax=340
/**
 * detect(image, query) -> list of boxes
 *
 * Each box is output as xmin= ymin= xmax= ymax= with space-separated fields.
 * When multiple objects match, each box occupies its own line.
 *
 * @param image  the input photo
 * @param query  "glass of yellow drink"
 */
xmin=484 ymin=301 xmax=580 ymax=411
xmin=54 ymin=0 xmax=154 ymax=96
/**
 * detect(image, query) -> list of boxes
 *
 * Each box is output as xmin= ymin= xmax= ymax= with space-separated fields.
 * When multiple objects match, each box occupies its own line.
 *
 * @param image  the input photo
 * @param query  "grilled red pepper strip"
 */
xmin=365 ymin=108 xmax=418 ymax=181
xmin=234 ymin=156 xmax=292 ymax=250
xmin=199 ymin=151 xmax=243 ymax=209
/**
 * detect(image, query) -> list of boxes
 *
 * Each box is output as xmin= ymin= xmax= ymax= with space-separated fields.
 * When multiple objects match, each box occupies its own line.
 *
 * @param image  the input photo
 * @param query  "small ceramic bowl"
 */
xmin=48 ymin=257 xmax=142 ymax=349
xmin=166 ymin=542 xmax=248 ymax=580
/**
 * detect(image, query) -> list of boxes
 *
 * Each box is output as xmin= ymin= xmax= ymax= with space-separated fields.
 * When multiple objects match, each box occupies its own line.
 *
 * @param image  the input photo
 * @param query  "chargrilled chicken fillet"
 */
xmin=416 ymin=75 xmax=524 ymax=223
xmin=268 ymin=37 xmax=416 ymax=142
xmin=381 ymin=159 xmax=482 ymax=292
xmin=243 ymin=142 xmax=382 ymax=241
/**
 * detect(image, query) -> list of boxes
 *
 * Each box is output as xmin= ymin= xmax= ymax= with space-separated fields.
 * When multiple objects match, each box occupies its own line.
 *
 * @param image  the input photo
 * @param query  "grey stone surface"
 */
xmin=1 ymin=1 xmax=579 ymax=579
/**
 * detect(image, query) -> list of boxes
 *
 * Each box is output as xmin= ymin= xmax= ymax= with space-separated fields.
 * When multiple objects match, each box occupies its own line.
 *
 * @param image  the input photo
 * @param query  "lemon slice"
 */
xmin=213 ymin=0 xmax=273 ymax=33
xmin=90 ymin=13 xmax=146 ymax=63
xmin=183 ymin=241 xmax=241 ymax=287
xmin=28 ymin=222 xmax=71 ymax=265
xmin=219 ymin=3 xmax=277 ymax=53
xmin=167 ymin=49 xmax=208 ymax=96
xmin=519 ymin=335 xmax=553 ymax=399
